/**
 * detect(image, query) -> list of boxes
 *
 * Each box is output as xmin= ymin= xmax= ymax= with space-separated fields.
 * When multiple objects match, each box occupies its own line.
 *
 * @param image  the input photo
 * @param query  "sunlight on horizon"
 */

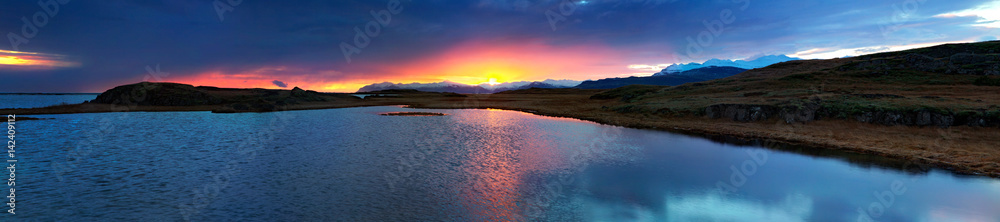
xmin=789 ymin=40 xmax=982 ymax=59
xmin=0 ymin=49 xmax=80 ymax=70
xmin=935 ymin=1 xmax=1000 ymax=28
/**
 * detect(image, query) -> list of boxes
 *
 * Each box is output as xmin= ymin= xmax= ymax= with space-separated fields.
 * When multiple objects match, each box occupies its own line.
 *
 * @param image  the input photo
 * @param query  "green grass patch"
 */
xmin=974 ymin=76 xmax=1000 ymax=86
xmin=779 ymin=73 xmax=817 ymax=81
xmin=590 ymin=85 xmax=663 ymax=101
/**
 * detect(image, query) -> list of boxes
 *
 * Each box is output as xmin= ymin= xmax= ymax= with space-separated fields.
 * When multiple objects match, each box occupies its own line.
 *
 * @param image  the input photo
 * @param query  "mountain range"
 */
xmin=654 ymin=55 xmax=799 ymax=75
xmin=576 ymin=66 xmax=749 ymax=89
xmin=358 ymin=79 xmax=582 ymax=94
xmin=357 ymin=55 xmax=798 ymax=93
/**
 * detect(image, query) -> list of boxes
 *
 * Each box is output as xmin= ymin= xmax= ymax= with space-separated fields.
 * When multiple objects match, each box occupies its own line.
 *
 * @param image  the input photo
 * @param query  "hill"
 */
xmin=593 ymin=40 xmax=1000 ymax=128
xmin=654 ymin=55 xmax=799 ymax=75
xmin=88 ymin=82 xmax=363 ymax=112
xmin=576 ymin=66 xmax=749 ymax=89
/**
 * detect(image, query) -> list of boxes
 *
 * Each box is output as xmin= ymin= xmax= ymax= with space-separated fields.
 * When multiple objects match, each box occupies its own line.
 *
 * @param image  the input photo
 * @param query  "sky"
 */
xmin=0 ymin=0 xmax=998 ymax=93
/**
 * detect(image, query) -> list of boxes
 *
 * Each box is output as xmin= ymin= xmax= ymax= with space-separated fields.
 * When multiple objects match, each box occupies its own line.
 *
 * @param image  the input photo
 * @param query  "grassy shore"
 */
xmin=401 ymin=91 xmax=1000 ymax=178
xmin=5 ymin=88 xmax=997 ymax=177
xmin=5 ymin=41 xmax=999 ymax=178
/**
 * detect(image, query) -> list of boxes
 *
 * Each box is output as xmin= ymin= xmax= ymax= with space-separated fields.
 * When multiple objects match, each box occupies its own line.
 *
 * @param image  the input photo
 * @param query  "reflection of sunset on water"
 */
xmin=453 ymin=109 xmax=528 ymax=221
xmin=446 ymin=108 xmax=634 ymax=221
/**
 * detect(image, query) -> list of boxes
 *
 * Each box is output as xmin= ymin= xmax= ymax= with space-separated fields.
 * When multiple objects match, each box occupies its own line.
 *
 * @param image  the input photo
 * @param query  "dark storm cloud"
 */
xmin=0 ymin=0 xmax=995 ymax=92
xmin=271 ymin=80 xmax=288 ymax=88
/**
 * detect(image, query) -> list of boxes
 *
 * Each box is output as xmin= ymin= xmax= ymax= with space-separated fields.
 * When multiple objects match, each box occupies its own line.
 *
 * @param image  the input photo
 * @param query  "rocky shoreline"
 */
xmin=6 ymin=88 xmax=999 ymax=178
xmin=705 ymin=102 xmax=998 ymax=128
xmin=6 ymin=41 xmax=1000 ymax=178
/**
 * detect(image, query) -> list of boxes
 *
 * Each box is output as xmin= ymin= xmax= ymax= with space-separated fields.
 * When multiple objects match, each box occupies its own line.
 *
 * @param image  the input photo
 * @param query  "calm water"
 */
xmin=5 ymin=105 xmax=1000 ymax=221
xmin=0 ymin=94 xmax=98 ymax=109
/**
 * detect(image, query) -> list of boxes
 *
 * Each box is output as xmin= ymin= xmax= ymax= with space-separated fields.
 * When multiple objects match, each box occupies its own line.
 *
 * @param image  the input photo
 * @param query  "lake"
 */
xmin=6 ymin=103 xmax=1000 ymax=221
xmin=0 ymin=94 xmax=98 ymax=109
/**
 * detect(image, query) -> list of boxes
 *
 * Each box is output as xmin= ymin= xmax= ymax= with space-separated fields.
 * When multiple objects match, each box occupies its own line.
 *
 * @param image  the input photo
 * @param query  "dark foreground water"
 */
xmin=5 ymin=106 xmax=1000 ymax=221
xmin=0 ymin=94 xmax=98 ymax=109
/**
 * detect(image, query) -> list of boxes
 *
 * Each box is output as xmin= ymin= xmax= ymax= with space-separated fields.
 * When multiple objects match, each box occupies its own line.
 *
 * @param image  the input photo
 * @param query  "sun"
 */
xmin=487 ymin=78 xmax=499 ymax=85
xmin=0 ymin=56 xmax=34 ymax=66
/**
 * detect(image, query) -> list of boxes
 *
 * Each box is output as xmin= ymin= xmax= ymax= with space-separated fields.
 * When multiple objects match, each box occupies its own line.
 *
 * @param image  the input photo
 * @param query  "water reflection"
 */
xmin=566 ymin=127 xmax=1000 ymax=222
xmin=12 ymin=106 xmax=1000 ymax=221
xmin=661 ymin=192 xmax=812 ymax=221
xmin=454 ymin=109 xmax=525 ymax=221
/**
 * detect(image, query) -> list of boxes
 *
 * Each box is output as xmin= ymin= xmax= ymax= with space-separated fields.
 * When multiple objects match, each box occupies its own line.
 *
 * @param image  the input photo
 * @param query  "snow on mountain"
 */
xmin=358 ymin=79 xmax=582 ymax=93
xmin=539 ymin=79 xmax=583 ymax=87
xmin=655 ymin=55 xmax=799 ymax=76
xmin=477 ymin=81 xmax=532 ymax=90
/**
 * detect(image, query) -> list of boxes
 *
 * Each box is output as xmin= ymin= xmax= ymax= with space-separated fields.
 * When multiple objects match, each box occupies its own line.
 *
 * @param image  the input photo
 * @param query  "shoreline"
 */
xmin=407 ymin=104 xmax=998 ymax=178
xmin=6 ymin=93 xmax=998 ymax=178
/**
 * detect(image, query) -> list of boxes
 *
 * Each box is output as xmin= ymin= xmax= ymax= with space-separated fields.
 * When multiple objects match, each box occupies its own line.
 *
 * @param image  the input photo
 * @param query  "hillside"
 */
xmin=654 ymin=55 xmax=798 ymax=75
xmin=576 ymin=66 xmax=748 ymax=89
xmin=592 ymin=40 xmax=1000 ymax=128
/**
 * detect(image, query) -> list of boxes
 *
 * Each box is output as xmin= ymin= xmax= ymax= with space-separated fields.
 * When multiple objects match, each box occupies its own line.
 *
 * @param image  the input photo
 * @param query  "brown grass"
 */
xmin=4 ymin=87 xmax=999 ymax=177
xmin=401 ymin=91 xmax=1000 ymax=177
xmin=5 ymin=41 xmax=1000 ymax=177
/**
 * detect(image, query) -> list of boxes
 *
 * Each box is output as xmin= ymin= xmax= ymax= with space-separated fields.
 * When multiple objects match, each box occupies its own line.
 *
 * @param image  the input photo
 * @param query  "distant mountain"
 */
xmin=655 ymin=55 xmax=798 ymax=75
xmin=576 ymin=66 xmax=748 ymax=89
xmin=357 ymin=79 xmax=582 ymax=94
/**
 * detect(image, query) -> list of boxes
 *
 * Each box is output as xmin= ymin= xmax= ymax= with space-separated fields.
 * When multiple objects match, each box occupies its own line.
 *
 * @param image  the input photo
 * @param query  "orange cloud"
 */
xmin=375 ymin=39 xmax=634 ymax=85
xmin=169 ymin=38 xmax=646 ymax=92
xmin=0 ymin=50 xmax=80 ymax=71
xmin=167 ymin=67 xmax=355 ymax=91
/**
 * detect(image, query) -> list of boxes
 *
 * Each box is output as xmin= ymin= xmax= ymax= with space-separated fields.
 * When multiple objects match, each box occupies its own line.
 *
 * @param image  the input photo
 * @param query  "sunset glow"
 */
xmin=0 ymin=50 xmax=79 ymax=71
xmin=3 ymin=0 xmax=996 ymax=94
xmin=161 ymin=39 xmax=641 ymax=92
xmin=338 ymin=39 xmax=641 ymax=90
xmin=3 ymin=1 xmax=1000 ymax=221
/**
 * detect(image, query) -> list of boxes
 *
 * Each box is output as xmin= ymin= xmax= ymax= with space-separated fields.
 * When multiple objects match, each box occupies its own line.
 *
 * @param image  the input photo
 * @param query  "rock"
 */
xmin=915 ymin=110 xmax=933 ymax=126
xmin=706 ymin=102 xmax=970 ymax=128
xmin=852 ymin=94 xmax=904 ymax=99
xmin=778 ymin=102 xmax=821 ymax=123
xmin=287 ymin=86 xmax=327 ymax=102
xmin=92 ymin=82 xmax=224 ymax=106
xmin=852 ymin=110 xmax=953 ymax=128
xmin=705 ymin=104 xmax=779 ymax=122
